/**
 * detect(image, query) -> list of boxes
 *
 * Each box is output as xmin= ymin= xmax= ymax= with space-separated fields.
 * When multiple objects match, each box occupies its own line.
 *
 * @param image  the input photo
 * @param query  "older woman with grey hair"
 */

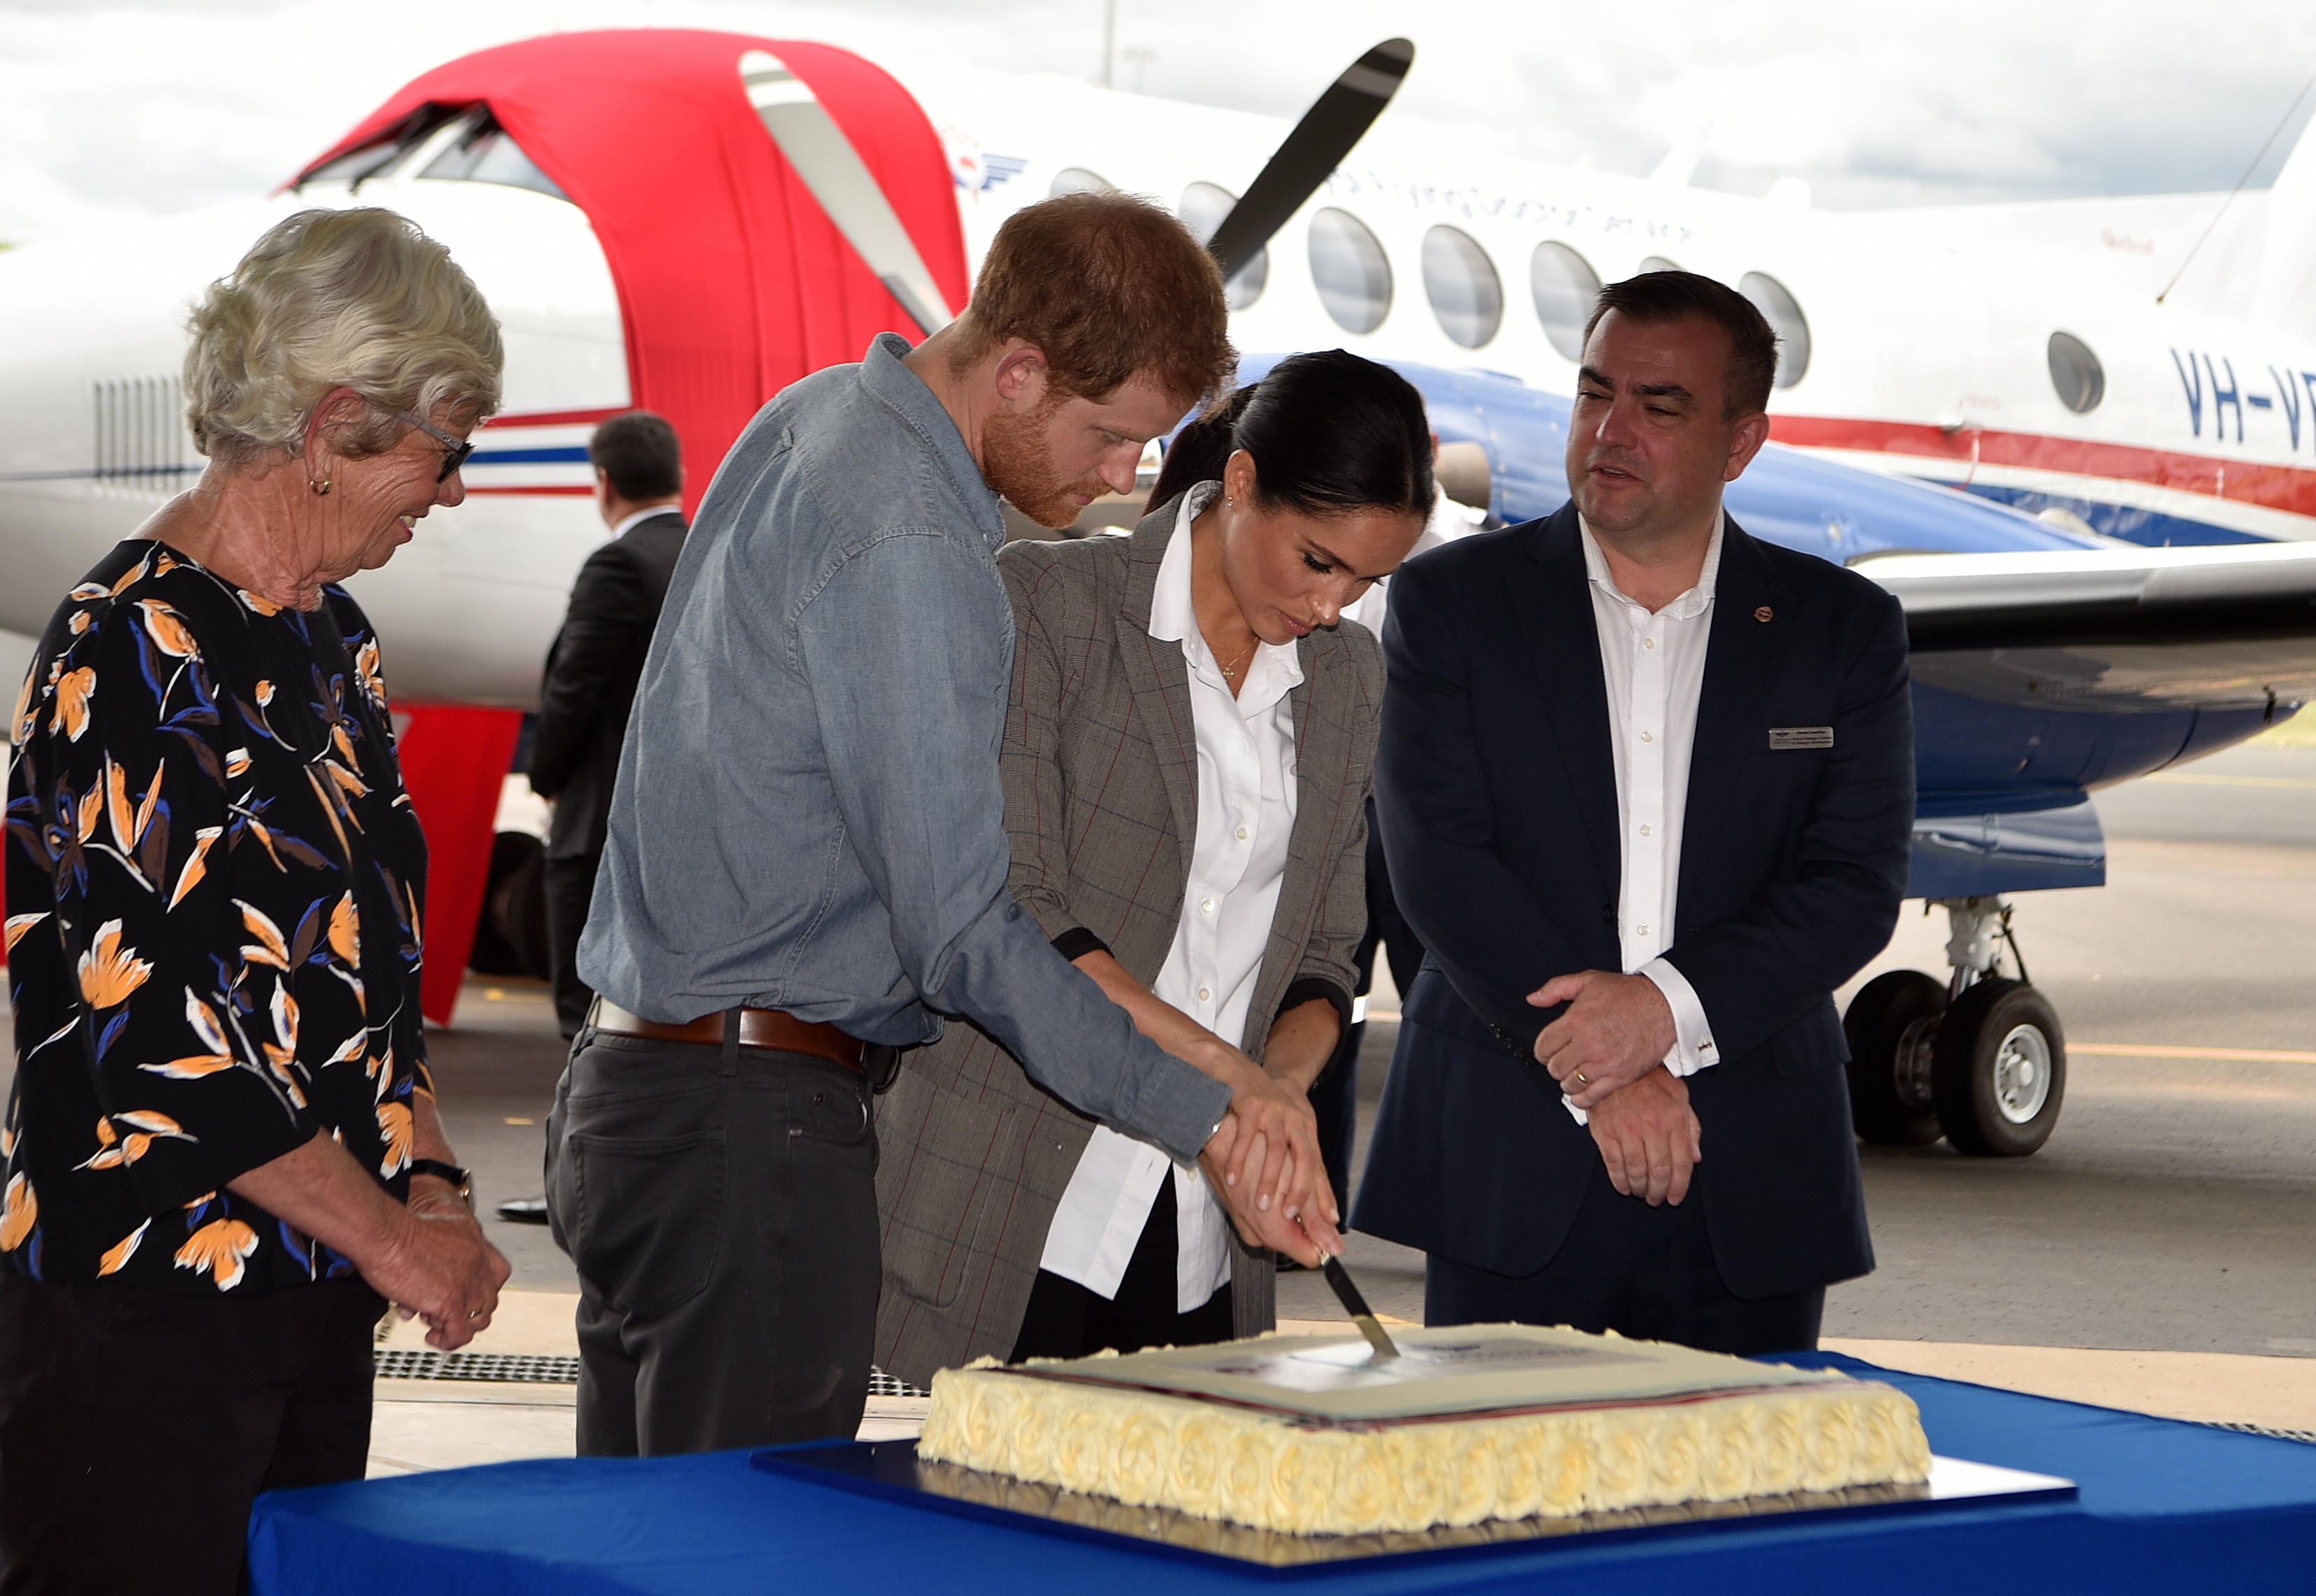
xmin=0 ymin=206 xmax=510 ymax=1595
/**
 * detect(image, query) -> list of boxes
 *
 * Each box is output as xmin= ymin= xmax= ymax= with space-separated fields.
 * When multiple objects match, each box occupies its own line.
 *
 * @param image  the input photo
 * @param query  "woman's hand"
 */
xmin=373 ymin=1201 xmax=512 ymax=1350
xmin=1192 ymin=1042 xmax=1342 ymax=1266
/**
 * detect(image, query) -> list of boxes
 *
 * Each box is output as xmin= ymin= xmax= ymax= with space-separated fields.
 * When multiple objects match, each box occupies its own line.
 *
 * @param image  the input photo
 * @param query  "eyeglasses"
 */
xmin=396 ymin=410 xmax=477 ymax=484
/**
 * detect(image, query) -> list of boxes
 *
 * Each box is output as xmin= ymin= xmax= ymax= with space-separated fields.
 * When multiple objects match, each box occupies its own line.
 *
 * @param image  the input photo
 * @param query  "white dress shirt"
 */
xmin=1563 ymin=514 xmax=1724 ymax=1125
xmin=606 ymin=503 xmax=679 ymax=540
xmin=1038 ymin=481 xmax=1302 ymax=1310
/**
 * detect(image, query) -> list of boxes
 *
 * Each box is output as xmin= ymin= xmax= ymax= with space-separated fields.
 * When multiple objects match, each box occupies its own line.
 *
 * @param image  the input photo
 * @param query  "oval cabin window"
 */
xmin=1179 ymin=182 xmax=1267 ymax=311
xmin=1739 ymin=272 xmax=1812 ymax=388
xmin=1421 ymin=226 xmax=1503 ymax=349
xmin=1308 ymin=209 xmax=1393 ymax=335
xmin=1529 ymin=241 xmax=1601 ymax=361
xmin=2048 ymin=331 xmax=2105 ymax=414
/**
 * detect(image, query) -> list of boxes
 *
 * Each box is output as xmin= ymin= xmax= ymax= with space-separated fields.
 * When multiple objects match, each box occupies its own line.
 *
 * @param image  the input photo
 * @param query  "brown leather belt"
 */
xmin=591 ymin=1000 xmax=864 ymax=1074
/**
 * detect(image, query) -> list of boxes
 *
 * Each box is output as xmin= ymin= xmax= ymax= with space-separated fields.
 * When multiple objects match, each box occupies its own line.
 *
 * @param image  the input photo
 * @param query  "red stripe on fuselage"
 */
xmin=481 ymin=407 xmax=625 ymax=430
xmin=1769 ymin=415 xmax=2316 ymax=519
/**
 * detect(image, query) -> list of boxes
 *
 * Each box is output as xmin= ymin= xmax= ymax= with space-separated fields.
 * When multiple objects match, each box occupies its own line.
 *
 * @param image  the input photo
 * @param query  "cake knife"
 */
xmin=1314 ymin=1251 xmax=1401 ymax=1361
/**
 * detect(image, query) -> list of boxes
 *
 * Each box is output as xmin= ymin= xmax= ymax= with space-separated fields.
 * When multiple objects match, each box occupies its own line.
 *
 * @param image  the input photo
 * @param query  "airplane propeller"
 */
xmin=1203 ymin=38 xmax=1415 ymax=286
xmin=739 ymin=49 xmax=956 ymax=337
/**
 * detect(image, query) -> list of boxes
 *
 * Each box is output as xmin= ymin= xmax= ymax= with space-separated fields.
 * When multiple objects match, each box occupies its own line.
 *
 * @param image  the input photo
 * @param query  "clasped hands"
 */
xmin=1529 ymin=969 xmax=1703 ymax=1208
xmin=386 ymin=1175 xmax=511 ymax=1351
xmin=1192 ymin=1044 xmax=1342 ymax=1268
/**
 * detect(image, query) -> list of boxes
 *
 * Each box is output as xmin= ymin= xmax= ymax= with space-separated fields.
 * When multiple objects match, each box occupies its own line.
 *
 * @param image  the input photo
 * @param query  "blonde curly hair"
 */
xmin=184 ymin=206 xmax=503 ymax=468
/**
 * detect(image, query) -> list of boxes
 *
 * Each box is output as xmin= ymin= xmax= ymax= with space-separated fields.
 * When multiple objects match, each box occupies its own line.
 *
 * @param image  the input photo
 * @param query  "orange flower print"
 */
xmin=74 ymin=1110 xmax=192 ymax=1170
xmin=77 ymin=920 xmax=153 ymax=1009
xmin=327 ymin=892 xmax=359 ymax=966
xmin=134 ymin=599 xmax=198 ymax=659
xmin=103 ymin=757 xmax=135 ymax=852
xmin=167 ymin=827 xmax=223 ymax=911
xmin=105 ymin=555 xmax=150 ymax=598
xmin=261 ymin=984 xmax=308 ymax=1110
xmin=355 ymin=637 xmax=389 ymax=712
xmin=98 ymin=1219 xmax=153 ymax=1276
xmin=238 ymin=589 xmax=283 ymax=617
xmin=225 ymin=747 xmax=251 ymax=779
xmin=4 ymin=913 xmax=48 ymax=955
xmin=75 ymin=784 xmax=102 ymax=846
xmin=236 ymin=900 xmax=290 ymax=969
xmin=67 ymin=610 xmax=90 ymax=636
xmin=141 ymin=989 xmax=237 ymax=1080
xmin=11 ymin=668 xmax=33 ymax=744
xmin=175 ymin=1219 xmax=259 ymax=1291
xmin=53 ymin=666 xmax=95 ymax=742
xmin=377 ymin=1100 xmax=414 ymax=1177
xmin=0 ymin=1174 xmax=34 ymax=1252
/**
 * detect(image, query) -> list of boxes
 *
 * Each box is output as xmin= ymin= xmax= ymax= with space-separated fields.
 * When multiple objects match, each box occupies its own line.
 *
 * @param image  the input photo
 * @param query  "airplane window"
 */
xmin=420 ymin=113 xmax=571 ymax=202
xmin=1739 ymin=272 xmax=1811 ymax=388
xmin=1528 ymin=241 xmax=1600 ymax=361
xmin=1050 ymin=167 xmax=1112 ymax=197
xmin=1308 ymin=208 xmax=1392 ymax=335
xmin=1638 ymin=255 xmax=1681 ymax=273
xmin=304 ymin=139 xmax=403 ymax=186
xmin=1421 ymin=226 xmax=1502 ymax=349
xmin=1179 ymin=181 xmax=1267 ymax=311
xmin=2048 ymin=331 xmax=2105 ymax=414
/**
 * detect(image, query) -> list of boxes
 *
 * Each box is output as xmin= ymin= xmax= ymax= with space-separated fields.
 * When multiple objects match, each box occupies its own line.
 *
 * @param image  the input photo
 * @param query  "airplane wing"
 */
xmin=1855 ymin=542 xmax=2316 ymax=715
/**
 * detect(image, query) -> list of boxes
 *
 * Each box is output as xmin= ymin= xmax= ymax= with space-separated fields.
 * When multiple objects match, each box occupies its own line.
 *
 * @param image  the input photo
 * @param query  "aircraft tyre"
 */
xmin=1931 ymin=976 xmax=2065 ymax=1157
xmin=1842 ymin=970 xmax=1946 ymax=1147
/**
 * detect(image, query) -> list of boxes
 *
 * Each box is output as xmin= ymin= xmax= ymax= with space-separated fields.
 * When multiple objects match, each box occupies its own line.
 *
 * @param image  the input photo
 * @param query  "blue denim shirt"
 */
xmin=579 ymin=335 xmax=1231 ymax=1164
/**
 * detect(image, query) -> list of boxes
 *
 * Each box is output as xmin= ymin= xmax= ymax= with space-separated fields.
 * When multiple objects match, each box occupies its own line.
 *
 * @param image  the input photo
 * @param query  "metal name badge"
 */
xmin=1769 ymin=727 xmax=1835 ymax=750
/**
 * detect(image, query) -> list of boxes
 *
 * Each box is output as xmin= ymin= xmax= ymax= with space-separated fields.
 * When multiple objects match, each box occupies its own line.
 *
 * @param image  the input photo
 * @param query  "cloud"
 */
xmin=1 ymin=0 xmax=2313 ymax=242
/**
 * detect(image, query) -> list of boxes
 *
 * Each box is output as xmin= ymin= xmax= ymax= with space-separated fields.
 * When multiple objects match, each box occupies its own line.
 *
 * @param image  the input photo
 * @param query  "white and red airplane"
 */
xmin=4 ymin=29 xmax=2315 ymax=1156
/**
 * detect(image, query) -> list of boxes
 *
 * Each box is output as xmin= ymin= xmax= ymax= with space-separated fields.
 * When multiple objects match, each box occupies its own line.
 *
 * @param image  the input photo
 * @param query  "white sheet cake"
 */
xmin=916 ymin=1323 xmax=1931 ymax=1536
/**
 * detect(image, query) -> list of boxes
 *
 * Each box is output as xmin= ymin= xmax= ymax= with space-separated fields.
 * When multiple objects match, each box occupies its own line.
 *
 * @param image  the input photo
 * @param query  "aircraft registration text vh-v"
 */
xmin=4 ymin=29 xmax=2316 ymax=1158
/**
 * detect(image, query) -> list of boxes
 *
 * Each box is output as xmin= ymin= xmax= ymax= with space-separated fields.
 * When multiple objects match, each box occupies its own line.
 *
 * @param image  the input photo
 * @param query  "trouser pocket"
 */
xmin=562 ymin=1128 xmax=727 ymax=1320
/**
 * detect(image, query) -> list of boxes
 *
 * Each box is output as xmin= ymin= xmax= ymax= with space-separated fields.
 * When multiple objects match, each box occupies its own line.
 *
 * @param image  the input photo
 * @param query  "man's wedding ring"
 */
xmin=1572 ymin=1070 xmax=1589 ymax=1088
xmin=466 ymin=1310 xmax=483 ymax=1320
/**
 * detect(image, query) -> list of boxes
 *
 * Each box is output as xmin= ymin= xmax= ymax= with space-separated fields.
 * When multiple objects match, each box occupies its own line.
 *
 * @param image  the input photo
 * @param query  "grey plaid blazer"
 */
xmin=873 ymin=495 xmax=1381 ymax=1389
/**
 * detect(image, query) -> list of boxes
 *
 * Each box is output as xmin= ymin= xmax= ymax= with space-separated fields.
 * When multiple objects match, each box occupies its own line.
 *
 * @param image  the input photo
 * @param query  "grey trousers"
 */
xmin=543 ymin=1023 xmax=877 ymax=1455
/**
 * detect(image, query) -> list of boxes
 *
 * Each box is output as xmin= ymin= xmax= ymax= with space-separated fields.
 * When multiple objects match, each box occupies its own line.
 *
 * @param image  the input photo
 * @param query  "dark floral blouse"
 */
xmin=3 ymin=540 xmax=430 ymax=1295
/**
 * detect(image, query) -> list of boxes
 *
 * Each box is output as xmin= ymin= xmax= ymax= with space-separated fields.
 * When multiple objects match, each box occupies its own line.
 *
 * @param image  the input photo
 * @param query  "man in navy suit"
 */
xmin=1353 ymin=272 xmax=1914 ymax=1354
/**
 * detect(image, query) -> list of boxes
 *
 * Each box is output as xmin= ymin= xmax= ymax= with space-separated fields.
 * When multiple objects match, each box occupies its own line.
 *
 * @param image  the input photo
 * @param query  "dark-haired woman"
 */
xmin=873 ymin=349 xmax=1432 ymax=1381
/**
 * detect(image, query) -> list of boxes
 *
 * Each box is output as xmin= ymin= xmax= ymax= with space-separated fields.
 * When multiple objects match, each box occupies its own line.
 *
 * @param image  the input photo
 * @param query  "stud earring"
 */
xmin=309 ymin=478 xmax=333 ymax=496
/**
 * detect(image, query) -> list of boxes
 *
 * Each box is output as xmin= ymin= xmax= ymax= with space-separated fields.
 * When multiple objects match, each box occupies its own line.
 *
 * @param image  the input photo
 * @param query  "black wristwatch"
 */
xmin=408 ymin=1158 xmax=473 ymax=1209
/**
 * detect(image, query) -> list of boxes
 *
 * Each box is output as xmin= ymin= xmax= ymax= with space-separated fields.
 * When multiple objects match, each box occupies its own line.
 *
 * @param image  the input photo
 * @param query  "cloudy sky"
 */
xmin=4 ymin=0 xmax=2315 ymax=243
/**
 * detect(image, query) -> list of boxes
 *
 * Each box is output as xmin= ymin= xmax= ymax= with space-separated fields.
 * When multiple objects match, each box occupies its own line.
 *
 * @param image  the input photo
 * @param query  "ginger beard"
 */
xmin=983 ymin=393 xmax=1109 ymax=529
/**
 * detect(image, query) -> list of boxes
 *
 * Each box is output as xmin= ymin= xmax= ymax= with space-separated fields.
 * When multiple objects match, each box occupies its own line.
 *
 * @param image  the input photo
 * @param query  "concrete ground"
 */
xmin=14 ymin=730 xmax=2316 ymax=1473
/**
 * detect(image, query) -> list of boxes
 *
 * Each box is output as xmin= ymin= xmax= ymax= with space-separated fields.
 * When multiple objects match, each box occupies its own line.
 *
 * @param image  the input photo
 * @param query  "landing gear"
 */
xmin=1842 ymin=896 xmax=2066 ymax=1157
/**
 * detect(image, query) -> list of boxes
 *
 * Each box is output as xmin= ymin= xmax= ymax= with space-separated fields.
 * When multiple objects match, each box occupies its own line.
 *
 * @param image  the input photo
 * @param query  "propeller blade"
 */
xmin=1204 ymin=38 xmax=1414 ymax=287
xmin=739 ymin=50 xmax=956 ymax=337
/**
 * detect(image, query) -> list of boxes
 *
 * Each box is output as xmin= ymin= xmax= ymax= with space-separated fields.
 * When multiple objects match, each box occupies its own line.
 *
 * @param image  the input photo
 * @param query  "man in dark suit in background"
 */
xmin=1354 ymin=272 xmax=1915 ymax=1354
xmin=529 ymin=412 xmax=689 ymax=1039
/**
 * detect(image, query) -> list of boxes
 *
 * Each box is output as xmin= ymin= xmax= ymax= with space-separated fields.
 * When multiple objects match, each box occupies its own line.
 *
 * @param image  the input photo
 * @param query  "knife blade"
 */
xmin=1316 ymin=1252 xmax=1400 ymax=1361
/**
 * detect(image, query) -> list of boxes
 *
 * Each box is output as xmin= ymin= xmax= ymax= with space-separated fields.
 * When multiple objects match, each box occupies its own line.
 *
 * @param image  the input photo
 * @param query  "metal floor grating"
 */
xmin=375 ymin=1350 xmax=581 ymax=1383
xmin=372 ymin=1349 xmax=930 ymax=1396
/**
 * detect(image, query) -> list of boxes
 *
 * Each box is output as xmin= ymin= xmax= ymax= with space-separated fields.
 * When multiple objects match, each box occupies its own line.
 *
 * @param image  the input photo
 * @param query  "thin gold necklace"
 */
xmin=1216 ymin=638 xmax=1260 ymax=680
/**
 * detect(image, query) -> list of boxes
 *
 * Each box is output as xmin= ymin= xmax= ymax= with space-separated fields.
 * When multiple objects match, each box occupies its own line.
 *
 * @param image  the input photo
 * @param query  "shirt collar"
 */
xmin=1150 ymin=481 xmax=1304 ymax=708
xmin=1577 ymin=510 xmax=1725 ymax=622
xmin=608 ymin=505 xmax=679 ymax=540
xmin=858 ymin=331 xmax=1006 ymax=551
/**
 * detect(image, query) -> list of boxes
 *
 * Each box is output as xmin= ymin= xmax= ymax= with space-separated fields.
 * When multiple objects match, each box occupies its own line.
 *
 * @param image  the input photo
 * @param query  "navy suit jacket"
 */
xmin=1351 ymin=503 xmax=1914 ymax=1299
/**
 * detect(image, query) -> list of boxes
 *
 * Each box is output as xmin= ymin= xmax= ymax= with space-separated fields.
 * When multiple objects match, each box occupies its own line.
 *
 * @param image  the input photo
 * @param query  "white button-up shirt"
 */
xmin=1563 ymin=515 xmax=1723 ymax=1125
xmin=1039 ymin=482 xmax=1301 ymax=1310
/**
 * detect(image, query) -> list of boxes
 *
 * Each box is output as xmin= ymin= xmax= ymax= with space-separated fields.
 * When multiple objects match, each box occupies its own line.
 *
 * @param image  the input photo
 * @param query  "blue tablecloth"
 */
xmin=248 ymin=1354 xmax=2316 ymax=1593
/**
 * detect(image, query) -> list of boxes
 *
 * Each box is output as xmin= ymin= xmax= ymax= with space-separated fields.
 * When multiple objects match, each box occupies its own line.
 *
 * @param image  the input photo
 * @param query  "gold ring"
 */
xmin=1574 ymin=1070 xmax=1589 ymax=1088
xmin=466 ymin=1310 xmax=483 ymax=1321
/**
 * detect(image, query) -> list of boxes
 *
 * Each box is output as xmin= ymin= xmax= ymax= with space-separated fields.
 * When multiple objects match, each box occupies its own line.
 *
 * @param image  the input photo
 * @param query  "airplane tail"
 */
xmin=2253 ymin=108 xmax=2316 ymax=340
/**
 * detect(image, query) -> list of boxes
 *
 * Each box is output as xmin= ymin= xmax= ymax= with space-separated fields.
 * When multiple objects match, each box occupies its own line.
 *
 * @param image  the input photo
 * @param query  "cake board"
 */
xmin=751 ymin=1441 xmax=2075 ymax=1576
